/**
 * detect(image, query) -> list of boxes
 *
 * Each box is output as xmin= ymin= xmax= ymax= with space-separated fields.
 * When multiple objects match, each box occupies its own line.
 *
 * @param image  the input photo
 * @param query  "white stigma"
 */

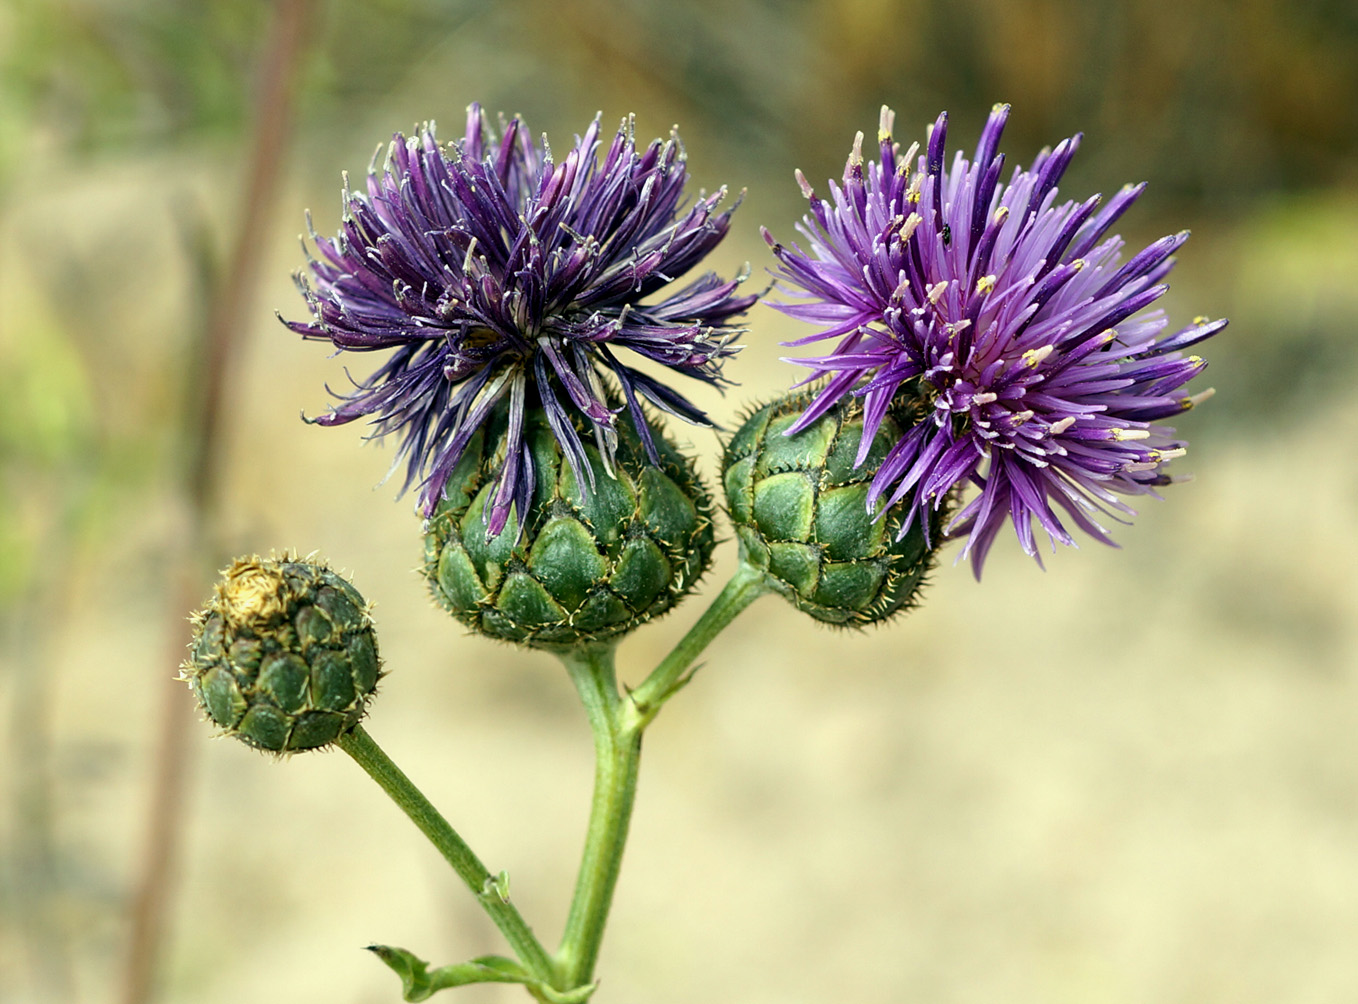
xmin=1182 ymin=387 xmax=1216 ymax=409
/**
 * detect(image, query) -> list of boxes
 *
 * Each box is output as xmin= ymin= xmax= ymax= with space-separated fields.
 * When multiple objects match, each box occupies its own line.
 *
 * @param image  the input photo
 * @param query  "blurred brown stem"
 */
xmin=118 ymin=3 xmax=314 ymax=1004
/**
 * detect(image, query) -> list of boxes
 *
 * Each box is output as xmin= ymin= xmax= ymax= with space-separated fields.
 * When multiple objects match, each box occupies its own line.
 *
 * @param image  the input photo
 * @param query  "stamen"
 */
xmin=1022 ymin=345 xmax=1054 ymax=367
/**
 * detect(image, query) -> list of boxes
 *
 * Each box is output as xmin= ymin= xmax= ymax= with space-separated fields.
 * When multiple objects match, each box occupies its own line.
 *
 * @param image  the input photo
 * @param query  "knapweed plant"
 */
xmin=182 ymin=103 xmax=1225 ymax=1002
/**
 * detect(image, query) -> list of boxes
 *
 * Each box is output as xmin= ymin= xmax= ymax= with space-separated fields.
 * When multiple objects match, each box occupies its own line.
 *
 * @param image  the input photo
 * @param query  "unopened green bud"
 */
xmin=424 ymin=407 xmax=715 ymax=650
xmin=722 ymin=393 xmax=945 ymax=626
xmin=183 ymin=556 xmax=381 ymax=752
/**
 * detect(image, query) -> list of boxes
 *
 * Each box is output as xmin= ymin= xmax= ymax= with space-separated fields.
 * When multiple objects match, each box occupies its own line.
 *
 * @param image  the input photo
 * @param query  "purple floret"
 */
xmin=765 ymin=104 xmax=1226 ymax=577
xmin=286 ymin=105 xmax=754 ymax=535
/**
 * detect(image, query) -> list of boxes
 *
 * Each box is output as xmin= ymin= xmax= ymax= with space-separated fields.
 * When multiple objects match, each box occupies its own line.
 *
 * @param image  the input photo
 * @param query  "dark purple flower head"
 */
xmin=764 ymin=104 xmax=1226 ymax=576
xmin=286 ymin=105 xmax=754 ymax=534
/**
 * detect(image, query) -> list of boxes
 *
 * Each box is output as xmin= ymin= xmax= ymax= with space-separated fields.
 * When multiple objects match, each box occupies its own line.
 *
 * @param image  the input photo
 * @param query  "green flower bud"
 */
xmin=722 ymin=393 xmax=946 ymax=626
xmin=183 ymin=556 xmax=381 ymax=752
xmin=424 ymin=407 xmax=715 ymax=650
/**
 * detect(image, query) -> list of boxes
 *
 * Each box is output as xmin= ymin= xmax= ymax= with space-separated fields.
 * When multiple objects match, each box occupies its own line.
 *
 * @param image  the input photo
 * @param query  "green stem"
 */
xmin=629 ymin=560 xmax=771 ymax=724
xmin=554 ymin=565 xmax=771 ymax=988
xmin=337 ymin=725 xmax=558 ymax=988
xmin=555 ymin=645 xmax=637 ymax=990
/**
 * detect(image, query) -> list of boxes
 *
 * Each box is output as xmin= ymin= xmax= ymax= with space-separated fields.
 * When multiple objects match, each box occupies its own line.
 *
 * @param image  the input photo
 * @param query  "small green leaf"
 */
xmin=481 ymin=869 xmax=511 ymax=904
xmin=367 ymin=945 xmax=532 ymax=1001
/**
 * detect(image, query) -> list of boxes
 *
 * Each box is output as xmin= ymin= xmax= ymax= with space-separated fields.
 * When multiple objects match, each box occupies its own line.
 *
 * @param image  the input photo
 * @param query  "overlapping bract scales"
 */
xmin=765 ymin=104 xmax=1226 ymax=576
xmin=287 ymin=105 xmax=755 ymax=534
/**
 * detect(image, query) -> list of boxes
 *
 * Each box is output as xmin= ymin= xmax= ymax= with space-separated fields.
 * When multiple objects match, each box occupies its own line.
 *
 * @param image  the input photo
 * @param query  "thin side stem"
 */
xmin=336 ymin=725 xmax=558 ymax=988
xmin=555 ymin=645 xmax=639 ymax=990
xmin=629 ymin=560 xmax=771 ymax=724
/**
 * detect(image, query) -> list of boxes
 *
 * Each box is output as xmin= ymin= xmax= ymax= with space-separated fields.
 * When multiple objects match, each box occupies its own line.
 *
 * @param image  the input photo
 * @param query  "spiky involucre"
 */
xmin=285 ymin=105 xmax=755 ymax=537
xmin=722 ymin=391 xmax=945 ymax=626
xmin=184 ymin=556 xmax=382 ymax=753
xmin=423 ymin=403 xmax=715 ymax=649
xmin=765 ymin=103 xmax=1226 ymax=576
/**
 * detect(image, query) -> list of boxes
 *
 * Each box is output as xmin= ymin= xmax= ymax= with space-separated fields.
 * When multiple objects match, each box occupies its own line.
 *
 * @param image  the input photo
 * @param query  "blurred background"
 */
xmin=3 ymin=1 xmax=1358 ymax=1002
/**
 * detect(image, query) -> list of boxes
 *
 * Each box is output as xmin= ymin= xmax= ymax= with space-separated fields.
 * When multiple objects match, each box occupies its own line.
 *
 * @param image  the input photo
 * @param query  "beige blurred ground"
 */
xmin=4 ymin=2 xmax=1358 ymax=1003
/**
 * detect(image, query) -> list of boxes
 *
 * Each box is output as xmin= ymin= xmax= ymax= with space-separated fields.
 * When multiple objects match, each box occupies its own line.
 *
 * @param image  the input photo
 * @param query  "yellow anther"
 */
xmin=1022 ymin=345 xmax=1055 ymax=367
xmin=899 ymin=212 xmax=923 ymax=241
xmin=878 ymin=106 xmax=895 ymax=143
xmin=1180 ymin=387 xmax=1216 ymax=410
xmin=926 ymin=281 xmax=948 ymax=305
xmin=1110 ymin=428 xmax=1150 ymax=441
xmin=975 ymin=274 xmax=997 ymax=295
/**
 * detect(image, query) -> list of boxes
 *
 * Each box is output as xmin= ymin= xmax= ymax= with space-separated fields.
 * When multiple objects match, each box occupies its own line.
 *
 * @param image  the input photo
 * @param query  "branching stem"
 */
xmin=337 ymin=725 xmax=558 ymax=988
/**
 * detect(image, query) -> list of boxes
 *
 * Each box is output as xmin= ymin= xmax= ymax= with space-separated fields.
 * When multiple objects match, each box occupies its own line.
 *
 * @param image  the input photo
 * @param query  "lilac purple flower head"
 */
xmin=765 ymin=104 xmax=1226 ymax=576
xmin=287 ymin=105 xmax=754 ymax=535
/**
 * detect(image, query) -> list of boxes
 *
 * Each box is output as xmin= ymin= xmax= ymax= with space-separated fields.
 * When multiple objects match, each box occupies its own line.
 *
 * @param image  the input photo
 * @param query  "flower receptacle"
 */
xmin=184 ymin=556 xmax=382 ymax=752
xmin=424 ymin=406 xmax=715 ymax=649
xmin=723 ymin=393 xmax=944 ymax=626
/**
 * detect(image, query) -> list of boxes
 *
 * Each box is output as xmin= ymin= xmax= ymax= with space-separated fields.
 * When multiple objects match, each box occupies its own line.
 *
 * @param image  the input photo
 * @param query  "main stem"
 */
xmin=337 ymin=725 xmax=557 ymax=987
xmin=554 ymin=564 xmax=771 ymax=988
xmin=556 ymin=645 xmax=639 ymax=990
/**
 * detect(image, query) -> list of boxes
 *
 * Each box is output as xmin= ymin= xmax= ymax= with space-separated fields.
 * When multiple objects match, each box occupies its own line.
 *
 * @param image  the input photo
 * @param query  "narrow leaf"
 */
xmin=367 ymin=944 xmax=532 ymax=1001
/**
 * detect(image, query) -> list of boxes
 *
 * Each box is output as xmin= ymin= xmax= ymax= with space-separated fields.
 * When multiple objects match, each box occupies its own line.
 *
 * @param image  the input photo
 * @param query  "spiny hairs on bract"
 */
xmin=285 ymin=104 xmax=756 ymax=536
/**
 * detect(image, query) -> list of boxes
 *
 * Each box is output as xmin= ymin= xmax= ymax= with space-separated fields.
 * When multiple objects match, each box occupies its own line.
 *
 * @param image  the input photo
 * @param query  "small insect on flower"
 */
xmin=285 ymin=105 xmax=755 ymax=536
xmin=764 ymin=104 xmax=1226 ymax=576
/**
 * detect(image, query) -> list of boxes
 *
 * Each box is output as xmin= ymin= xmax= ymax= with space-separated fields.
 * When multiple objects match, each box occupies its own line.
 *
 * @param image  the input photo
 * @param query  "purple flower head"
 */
xmin=286 ymin=105 xmax=754 ymax=535
xmin=764 ymin=104 xmax=1226 ymax=577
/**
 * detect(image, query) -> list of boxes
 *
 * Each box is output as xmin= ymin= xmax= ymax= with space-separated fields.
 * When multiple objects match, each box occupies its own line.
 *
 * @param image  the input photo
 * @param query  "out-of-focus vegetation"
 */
xmin=2 ymin=2 xmax=1356 ymax=1003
